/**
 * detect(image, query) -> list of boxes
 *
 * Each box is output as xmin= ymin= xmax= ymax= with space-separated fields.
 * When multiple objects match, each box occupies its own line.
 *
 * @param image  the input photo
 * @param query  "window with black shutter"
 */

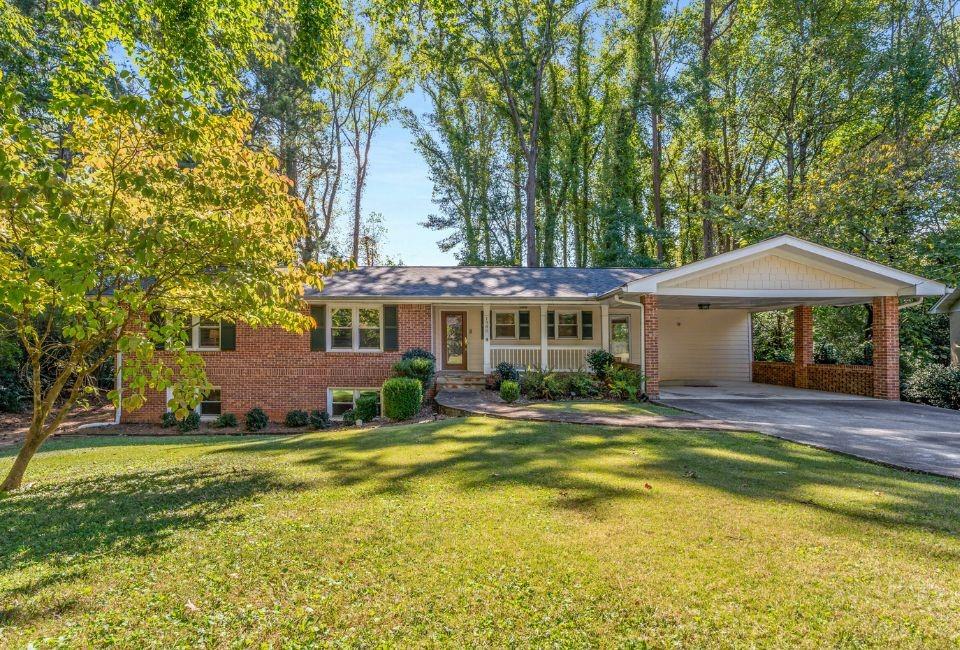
xmin=581 ymin=311 xmax=593 ymax=340
xmin=518 ymin=310 xmax=530 ymax=340
xmin=310 ymin=305 xmax=326 ymax=351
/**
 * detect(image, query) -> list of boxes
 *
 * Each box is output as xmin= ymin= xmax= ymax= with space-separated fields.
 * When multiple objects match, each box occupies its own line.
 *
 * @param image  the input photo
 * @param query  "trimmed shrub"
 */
xmin=393 ymin=357 xmax=435 ymax=390
xmin=520 ymin=368 xmax=545 ymax=397
xmin=355 ymin=393 xmax=380 ymax=422
xmin=341 ymin=409 xmax=357 ymax=426
xmin=586 ymin=349 xmax=616 ymax=379
xmin=284 ymin=409 xmax=310 ymax=427
xmin=496 ymin=361 xmax=520 ymax=383
xmin=212 ymin=413 xmax=238 ymax=428
xmin=245 ymin=407 xmax=269 ymax=431
xmin=309 ymin=409 xmax=332 ymax=429
xmin=401 ymin=347 xmax=436 ymax=362
xmin=499 ymin=380 xmax=520 ymax=403
xmin=177 ymin=411 xmax=200 ymax=432
xmin=161 ymin=411 xmax=178 ymax=428
xmin=904 ymin=363 xmax=960 ymax=410
xmin=382 ymin=377 xmax=423 ymax=421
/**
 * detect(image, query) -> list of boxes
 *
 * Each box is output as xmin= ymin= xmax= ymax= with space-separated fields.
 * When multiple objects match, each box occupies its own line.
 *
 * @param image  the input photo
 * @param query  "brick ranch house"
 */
xmin=122 ymin=235 xmax=948 ymax=423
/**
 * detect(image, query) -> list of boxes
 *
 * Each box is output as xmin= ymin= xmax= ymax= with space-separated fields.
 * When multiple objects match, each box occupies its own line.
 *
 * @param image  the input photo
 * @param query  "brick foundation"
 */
xmin=123 ymin=304 xmax=433 ymax=423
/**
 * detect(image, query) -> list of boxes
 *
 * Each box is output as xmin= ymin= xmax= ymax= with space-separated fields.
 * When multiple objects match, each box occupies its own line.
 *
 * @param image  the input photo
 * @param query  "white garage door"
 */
xmin=659 ymin=309 xmax=752 ymax=382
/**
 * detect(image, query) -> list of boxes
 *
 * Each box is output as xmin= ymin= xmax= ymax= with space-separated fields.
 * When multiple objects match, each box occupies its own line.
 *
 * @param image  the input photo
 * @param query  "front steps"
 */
xmin=435 ymin=372 xmax=488 ymax=391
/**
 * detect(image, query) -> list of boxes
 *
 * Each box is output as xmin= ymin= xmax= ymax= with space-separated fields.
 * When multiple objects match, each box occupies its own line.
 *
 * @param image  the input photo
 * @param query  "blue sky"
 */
xmin=362 ymin=89 xmax=457 ymax=266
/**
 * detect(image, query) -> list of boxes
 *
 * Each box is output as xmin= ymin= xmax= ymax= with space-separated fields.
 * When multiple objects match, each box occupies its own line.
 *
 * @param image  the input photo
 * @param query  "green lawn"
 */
xmin=2 ymin=418 xmax=959 ymax=647
xmin=522 ymin=399 xmax=688 ymax=418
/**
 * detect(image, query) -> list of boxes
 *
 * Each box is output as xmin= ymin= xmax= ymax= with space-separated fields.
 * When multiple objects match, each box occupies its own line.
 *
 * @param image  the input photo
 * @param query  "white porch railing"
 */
xmin=489 ymin=345 xmax=541 ymax=370
xmin=547 ymin=346 xmax=594 ymax=372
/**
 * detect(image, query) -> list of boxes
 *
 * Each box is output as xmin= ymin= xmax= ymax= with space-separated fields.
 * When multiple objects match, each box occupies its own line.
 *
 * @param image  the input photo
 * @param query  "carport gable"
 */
xmin=623 ymin=235 xmax=945 ymax=309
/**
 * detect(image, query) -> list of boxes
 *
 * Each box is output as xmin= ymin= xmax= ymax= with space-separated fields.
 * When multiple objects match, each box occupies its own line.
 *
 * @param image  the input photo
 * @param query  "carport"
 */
xmin=616 ymin=235 xmax=947 ymax=400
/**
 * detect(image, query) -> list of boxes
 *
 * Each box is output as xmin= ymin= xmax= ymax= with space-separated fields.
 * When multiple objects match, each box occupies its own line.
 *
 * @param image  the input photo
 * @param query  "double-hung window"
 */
xmin=556 ymin=311 xmax=579 ymax=339
xmin=494 ymin=311 xmax=517 ymax=339
xmin=329 ymin=306 xmax=383 ymax=351
xmin=181 ymin=317 xmax=231 ymax=351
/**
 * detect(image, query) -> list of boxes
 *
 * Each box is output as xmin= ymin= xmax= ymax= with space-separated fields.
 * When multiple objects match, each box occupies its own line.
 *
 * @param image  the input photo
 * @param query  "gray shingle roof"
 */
xmin=306 ymin=266 xmax=666 ymax=300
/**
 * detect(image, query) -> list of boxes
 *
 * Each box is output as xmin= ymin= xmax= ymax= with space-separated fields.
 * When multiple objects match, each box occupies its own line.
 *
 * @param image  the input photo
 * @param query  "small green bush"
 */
xmin=160 ymin=411 xmax=178 ymax=428
xmin=245 ymin=407 xmax=269 ymax=431
xmin=284 ymin=409 xmax=310 ymax=427
xmin=177 ymin=411 xmax=200 ymax=432
xmin=341 ymin=409 xmax=357 ymax=426
xmin=543 ymin=373 xmax=571 ymax=400
xmin=401 ymin=347 xmax=436 ymax=362
xmin=382 ymin=377 xmax=423 ymax=421
xmin=606 ymin=365 xmax=645 ymax=401
xmin=904 ymin=363 xmax=960 ymax=410
xmin=355 ymin=393 xmax=380 ymax=422
xmin=393 ymin=357 xmax=435 ymax=389
xmin=567 ymin=371 xmax=600 ymax=397
xmin=586 ymin=349 xmax=616 ymax=379
xmin=212 ymin=413 xmax=238 ymax=428
xmin=499 ymin=380 xmax=520 ymax=403
xmin=520 ymin=368 xmax=545 ymax=397
xmin=309 ymin=409 xmax=331 ymax=429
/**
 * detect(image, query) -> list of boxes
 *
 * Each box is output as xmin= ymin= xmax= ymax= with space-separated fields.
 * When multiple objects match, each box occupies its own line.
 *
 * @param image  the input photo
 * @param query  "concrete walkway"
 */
xmin=435 ymin=390 xmax=738 ymax=431
xmin=660 ymin=382 xmax=960 ymax=479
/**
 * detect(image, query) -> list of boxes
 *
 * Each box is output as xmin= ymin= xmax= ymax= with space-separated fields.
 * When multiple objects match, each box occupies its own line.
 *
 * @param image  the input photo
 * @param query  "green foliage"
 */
xmin=341 ymin=409 xmax=357 ymax=426
xmin=245 ymin=407 xmax=269 ymax=432
xmin=586 ymin=350 xmax=615 ymax=379
xmin=496 ymin=362 xmax=520 ymax=384
xmin=212 ymin=413 xmax=238 ymax=428
xmin=160 ymin=412 xmax=178 ymax=428
xmin=309 ymin=409 xmax=332 ymax=429
xmin=382 ymin=377 xmax=423 ymax=421
xmin=542 ymin=373 xmax=571 ymax=400
xmin=355 ymin=393 xmax=380 ymax=422
xmin=393 ymin=357 xmax=436 ymax=389
xmin=519 ymin=368 xmax=545 ymax=398
xmin=284 ymin=410 xmax=310 ymax=427
xmin=499 ymin=380 xmax=520 ymax=403
xmin=401 ymin=347 xmax=436 ymax=362
xmin=752 ymin=310 xmax=794 ymax=363
xmin=606 ymin=365 xmax=645 ymax=402
xmin=903 ymin=364 xmax=960 ymax=410
xmin=567 ymin=372 xmax=600 ymax=398
xmin=177 ymin=411 xmax=201 ymax=432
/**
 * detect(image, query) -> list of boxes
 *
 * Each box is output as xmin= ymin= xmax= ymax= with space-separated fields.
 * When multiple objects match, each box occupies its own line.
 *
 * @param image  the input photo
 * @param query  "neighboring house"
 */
xmin=933 ymin=288 xmax=960 ymax=366
xmin=124 ymin=235 xmax=948 ymax=423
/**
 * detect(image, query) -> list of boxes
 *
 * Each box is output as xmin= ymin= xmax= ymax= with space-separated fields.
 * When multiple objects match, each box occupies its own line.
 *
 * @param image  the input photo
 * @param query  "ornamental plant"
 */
xmin=382 ymin=377 xmax=423 ymax=421
xmin=499 ymin=380 xmax=520 ymax=403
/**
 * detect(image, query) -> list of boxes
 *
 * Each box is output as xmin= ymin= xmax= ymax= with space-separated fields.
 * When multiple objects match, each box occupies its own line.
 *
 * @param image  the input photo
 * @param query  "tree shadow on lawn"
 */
xmin=213 ymin=418 xmax=960 ymax=545
xmin=0 ymin=462 xmax=307 ymax=608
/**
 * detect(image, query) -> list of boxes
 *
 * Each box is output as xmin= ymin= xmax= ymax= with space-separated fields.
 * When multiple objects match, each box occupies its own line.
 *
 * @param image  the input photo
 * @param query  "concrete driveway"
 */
xmin=660 ymin=381 xmax=960 ymax=479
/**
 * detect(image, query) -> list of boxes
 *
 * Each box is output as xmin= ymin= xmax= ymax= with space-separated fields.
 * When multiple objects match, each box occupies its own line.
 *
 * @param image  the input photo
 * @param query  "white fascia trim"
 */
xmin=624 ymin=234 xmax=947 ymax=294
xmin=932 ymin=288 xmax=960 ymax=313
xmin=656 ymin=288 xmax=896 ymax=298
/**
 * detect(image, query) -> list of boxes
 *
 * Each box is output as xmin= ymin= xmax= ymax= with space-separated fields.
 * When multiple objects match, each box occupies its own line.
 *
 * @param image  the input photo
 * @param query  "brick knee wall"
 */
xmin=752 ymin=361 xmax=795 ymax=387
xmin=122 ymin=304 xmax=433 ymax=423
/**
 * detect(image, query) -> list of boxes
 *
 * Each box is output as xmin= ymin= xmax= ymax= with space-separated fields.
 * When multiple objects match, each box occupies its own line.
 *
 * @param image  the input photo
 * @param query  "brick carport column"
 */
xmin=794 ymin=305 xmax=813 ymax=389
xmin=872 ymin=296 xmax=900 ymax=400
xmin=641 ymin=294 xmax=660 ymax=399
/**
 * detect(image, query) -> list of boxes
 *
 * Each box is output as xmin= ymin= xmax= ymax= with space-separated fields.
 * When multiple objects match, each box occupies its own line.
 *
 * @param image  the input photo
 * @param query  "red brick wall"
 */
xmin=807 ymin=364 xmax=874 ymax=397
xmin=123 ymin=304 xmax=433 ymax=423
xmin=794 ymin=306 xmax=814 ymax=389
xmin=872 ymin=296 xmax=900 ymax=400
xmin=641 ymin=294 xmax=660 ymax=398
xmin=752 ymin=361 xmax=795 ymax=387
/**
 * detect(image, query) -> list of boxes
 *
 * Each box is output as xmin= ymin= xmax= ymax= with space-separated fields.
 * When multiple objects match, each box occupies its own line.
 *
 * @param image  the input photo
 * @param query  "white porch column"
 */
xmin=482 ymin=303 xmax=491 ymax=374
xmin=540 ymin=304 xmax=549 ymax=370
xmin=600 ymin=303 xmax=610 ymax=352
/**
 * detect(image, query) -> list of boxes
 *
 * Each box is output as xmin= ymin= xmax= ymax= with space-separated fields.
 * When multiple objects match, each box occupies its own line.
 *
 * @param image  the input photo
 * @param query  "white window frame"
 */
xmin=165 ymin=386 xmax=222 ymax=420
xmin=493 ymin=310 xmax=518 ymax=340
xmin=183 ymin=317 xmax=221 ymax=351
xmin=327 ymin=387 xmax=382 ymax=421
xmin=327 ymin=305 xmax=383 ymax=352
xmin=555 ymin=311 xmax=580 ymax=339
xmin=609 ymin=314 xmax=631 ymax=361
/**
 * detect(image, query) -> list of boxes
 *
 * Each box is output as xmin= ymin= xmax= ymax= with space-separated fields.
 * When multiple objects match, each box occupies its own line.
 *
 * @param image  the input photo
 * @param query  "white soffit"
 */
xmin=625 ymin=235 xmax=947 ymax=297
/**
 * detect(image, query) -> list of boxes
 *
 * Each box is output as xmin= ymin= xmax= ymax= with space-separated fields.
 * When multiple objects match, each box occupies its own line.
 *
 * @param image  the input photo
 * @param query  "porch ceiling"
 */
xmin=647 ymin=294 xmax=884 ymax=311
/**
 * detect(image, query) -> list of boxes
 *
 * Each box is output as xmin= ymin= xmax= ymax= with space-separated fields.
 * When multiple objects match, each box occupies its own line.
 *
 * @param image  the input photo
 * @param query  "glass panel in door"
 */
xmin=443 ymin=312 xmax=466 ymax=369
xmin=610 ymin=316 xmax=630 ymax=362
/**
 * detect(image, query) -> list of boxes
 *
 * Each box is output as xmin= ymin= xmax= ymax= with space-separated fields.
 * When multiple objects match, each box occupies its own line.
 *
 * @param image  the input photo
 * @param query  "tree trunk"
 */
xmin=1 ymin=423 xmax=45 ymax=491
xmin=651 ymin=102 xmax=665 ymax=262
xmin=525 ymin=146 xmax=539 ymax=267
xmin=700 ymin=0 xmax=715 ymax=259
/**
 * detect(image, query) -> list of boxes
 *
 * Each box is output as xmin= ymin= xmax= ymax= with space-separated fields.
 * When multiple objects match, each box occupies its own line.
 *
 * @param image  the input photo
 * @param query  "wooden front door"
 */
xmin=441 ymin=311 xmax=467 ymax=370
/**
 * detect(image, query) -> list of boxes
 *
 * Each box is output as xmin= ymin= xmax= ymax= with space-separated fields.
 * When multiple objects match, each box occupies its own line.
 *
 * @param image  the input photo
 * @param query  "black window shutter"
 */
xmin=581 ymin=310 xmax=594 ymax=340
xmin=546 ymin=311 xmax=555 ymax=339
xmin=518 ymin=310 xmax=530 ymax=340
xmin=310 ymin=305 xmax=326 ymax=352
xmin=220 ymin=321 xmax=236 ymax=351
xmin=383 ymin=305 xmax=399 ymax=351
xmin=149 ymin=311 xmax=165 ymax=350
